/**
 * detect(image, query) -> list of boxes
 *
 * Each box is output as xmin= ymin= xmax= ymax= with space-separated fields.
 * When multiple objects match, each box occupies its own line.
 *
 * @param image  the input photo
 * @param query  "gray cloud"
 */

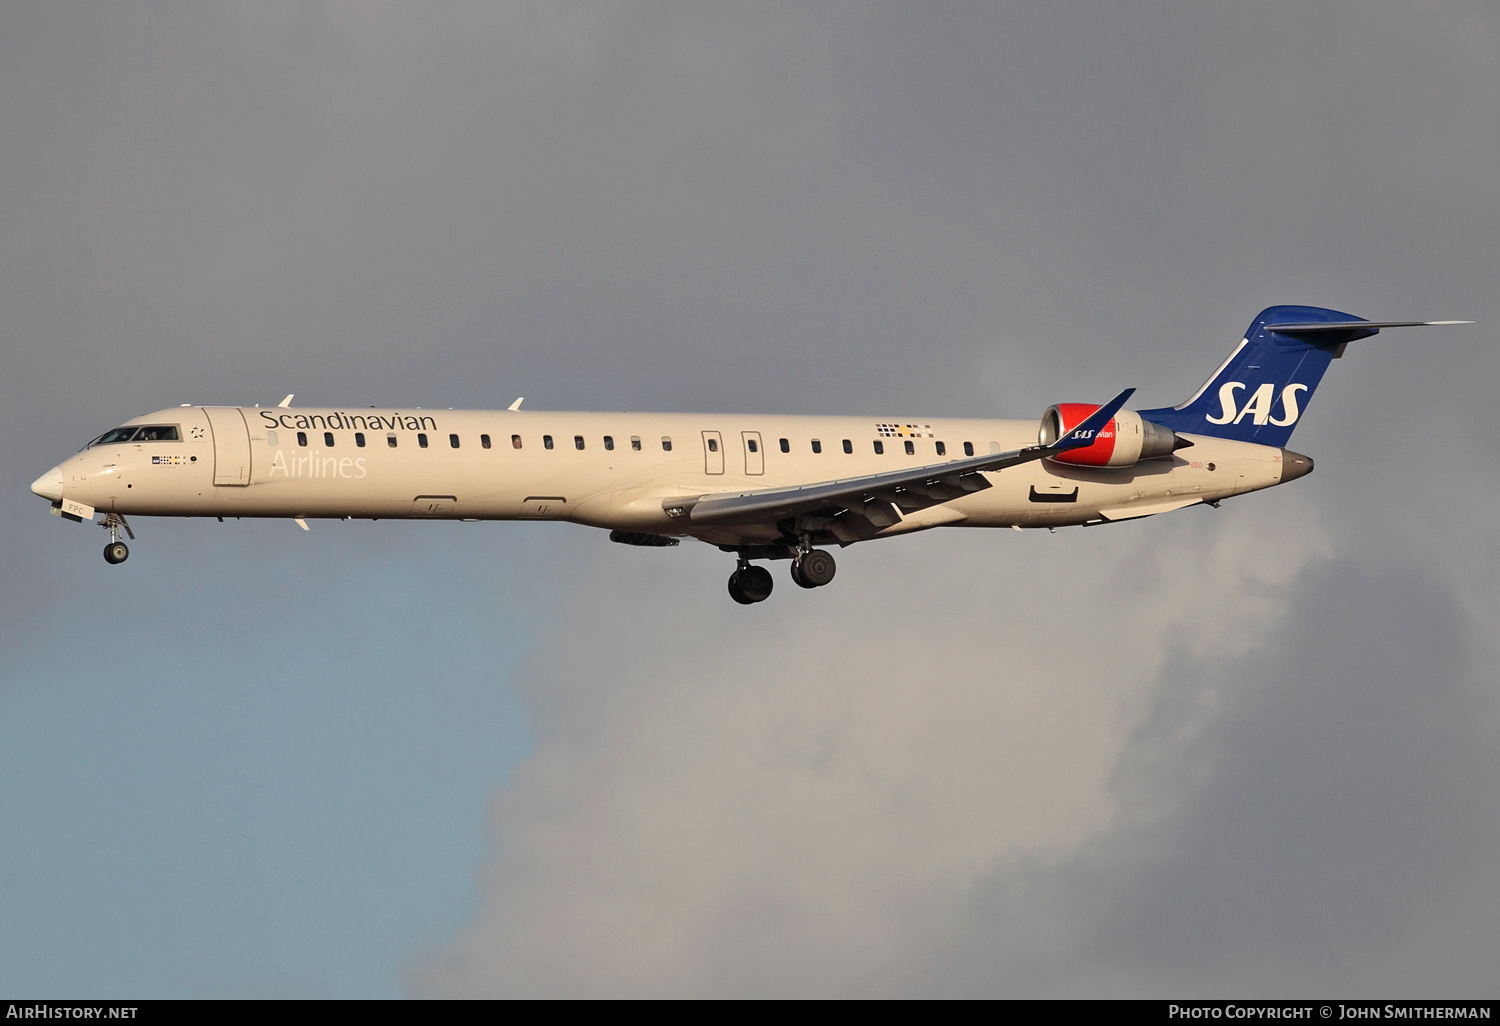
xmin=914 ymin=547 xmax=1500 ymax=996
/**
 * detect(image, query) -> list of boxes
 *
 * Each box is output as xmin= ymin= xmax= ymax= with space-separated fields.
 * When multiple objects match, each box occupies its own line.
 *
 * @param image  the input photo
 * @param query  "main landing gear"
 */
xmin=726 ymin=548 xmax=837 ymax=604
xmin=100 ymin=513 xmax=135 ymax=565
xmin=728 ymin=562 xmax=774 ymax=605
xmin=790 ymin=548 xmax=836 ymax=589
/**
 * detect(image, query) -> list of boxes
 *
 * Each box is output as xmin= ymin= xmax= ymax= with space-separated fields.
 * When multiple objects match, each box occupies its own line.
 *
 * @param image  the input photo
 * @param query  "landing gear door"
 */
xmin=702 ymin=431 xmax=725 ymax=475
xmin=204 ymin=407 xmax=252 ymax=486
xmin=742 ymin=431 xmax=764 ymax=475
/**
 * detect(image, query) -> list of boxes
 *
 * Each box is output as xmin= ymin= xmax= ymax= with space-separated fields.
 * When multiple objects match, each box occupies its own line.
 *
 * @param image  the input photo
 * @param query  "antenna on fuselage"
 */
xmin=508 ymin=397 xmax=524 ymax=411
xmin=278 ymin=394 xmax=294 ymax=408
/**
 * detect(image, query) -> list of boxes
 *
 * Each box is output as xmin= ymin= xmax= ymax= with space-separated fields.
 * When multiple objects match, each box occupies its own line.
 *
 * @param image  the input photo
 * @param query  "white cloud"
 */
xmin=418 ymin=500 xmax=1331 ymax=996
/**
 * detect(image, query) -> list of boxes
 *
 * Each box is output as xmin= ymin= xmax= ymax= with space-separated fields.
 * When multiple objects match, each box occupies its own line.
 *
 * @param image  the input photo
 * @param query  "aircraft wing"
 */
xmin=669 ymin=388 xmax=1134 ymax=529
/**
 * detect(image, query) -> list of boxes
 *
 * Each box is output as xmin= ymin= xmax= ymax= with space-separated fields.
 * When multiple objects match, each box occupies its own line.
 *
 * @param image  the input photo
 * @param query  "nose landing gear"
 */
xmin=727 ymin=562 xmax=774 ymax=605
xmin=100 ymin=513 xmax=135 ymax=565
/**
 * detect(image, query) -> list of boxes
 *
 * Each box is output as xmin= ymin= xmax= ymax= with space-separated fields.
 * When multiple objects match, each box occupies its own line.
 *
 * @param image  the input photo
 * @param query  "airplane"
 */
xmin=29 ymin=306 xmax=1466 ymax=603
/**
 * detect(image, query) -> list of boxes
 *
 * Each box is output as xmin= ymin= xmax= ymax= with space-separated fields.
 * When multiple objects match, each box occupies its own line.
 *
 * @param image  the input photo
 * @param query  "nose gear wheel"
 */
xmin=99 ymin=513 xmax=135 ymax=564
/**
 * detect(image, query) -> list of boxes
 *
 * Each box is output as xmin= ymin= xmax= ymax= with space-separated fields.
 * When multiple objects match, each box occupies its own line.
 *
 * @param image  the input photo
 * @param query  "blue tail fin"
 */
xmin=1137 ymin=305 xmax=1363 ymax=448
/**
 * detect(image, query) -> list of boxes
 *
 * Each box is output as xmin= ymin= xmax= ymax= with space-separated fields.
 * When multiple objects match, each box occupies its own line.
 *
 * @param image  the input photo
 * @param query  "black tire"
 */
xmin=739 ymin=565 xmax=773 ymax=602
xmin=103 ymin=542 xmax=129 ymax=565
xmin=790 ymin=560 xmax=815 ymax=589
xmin=798 ymin=549 xmax=836 ymax=587
xmin=727 ymin=572 xmax=755 ymax=604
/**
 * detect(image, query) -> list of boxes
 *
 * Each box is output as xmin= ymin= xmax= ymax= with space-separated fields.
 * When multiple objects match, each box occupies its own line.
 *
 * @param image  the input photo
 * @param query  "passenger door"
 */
xmin=204 ymin=407 xmax=252 ymax=486
xmin=702 ymin=430 xmax=725 ymax=474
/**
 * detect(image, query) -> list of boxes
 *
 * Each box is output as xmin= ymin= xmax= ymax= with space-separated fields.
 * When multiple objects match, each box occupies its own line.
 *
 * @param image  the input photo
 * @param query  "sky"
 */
xmin=1 ymin=0 xmax=1498 ymax=998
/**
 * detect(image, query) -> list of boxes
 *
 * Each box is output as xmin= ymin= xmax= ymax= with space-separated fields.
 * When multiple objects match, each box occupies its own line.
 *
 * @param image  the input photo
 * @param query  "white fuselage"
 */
xmin=40 ymin=405 xmax=1294 ymax=549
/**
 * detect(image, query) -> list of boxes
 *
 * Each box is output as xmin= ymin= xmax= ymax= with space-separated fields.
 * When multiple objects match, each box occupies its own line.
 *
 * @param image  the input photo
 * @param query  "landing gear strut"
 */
xmin=791 ymin=548 xmax=836 ymax=589
xmin=100 ymin=513 xmax=134 ymax=565
xmin=727 ymin=562 xmax=774 ymax=605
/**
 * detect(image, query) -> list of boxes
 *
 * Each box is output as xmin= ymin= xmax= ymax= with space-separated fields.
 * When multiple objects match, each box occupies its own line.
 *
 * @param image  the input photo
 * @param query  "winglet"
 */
xmin=1050 ymin=387 xmax=1136 ymax=453
xmin=278 ymin=394 xmax=295 ymax=408
xmin=507 ymin=397 xmax=524 ymax=411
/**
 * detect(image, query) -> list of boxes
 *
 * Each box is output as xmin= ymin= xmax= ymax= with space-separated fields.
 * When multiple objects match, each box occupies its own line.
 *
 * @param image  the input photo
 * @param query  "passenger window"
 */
xmin=964 ymin=441 xmax=974 ymax=456
xmin=935 ymin=441 xmax=946 ymax=456
xmin=450 ymin=434 xmax=460 ymax=448
xmin=905 ymin=440 xmax=914 ymax=455
xmin=575 ymin=435 xmax=585 ymax=450
xmin=631 ymin=436 xmax=642 ymax=451
xmin=297 ymin=431 xmax=308 ymax=447
xmin=512 ymin=434 xmax=522 ymax=449
xmin=842 ymin=439 xmax=852 ymax=454
xmin=707 ymin=438 xmax=718 ymax=453
xmin=418 ymin=433 xmax=429 ymax=448
xmin=388 ymin=433 xmax=398 ymax=447
xmin=779 ymin=438 xmax=789 ymax=453
xmin=661 ymin=436 xmax=672 ymax=451
xmin=355 ymin=432 xmax=365 ymax=447
xmin=873 ymin=440 xmax=884 ymax=455
xmin=604 ymin=436 xmax=614 ymax=451
xmin=812 ymin=439 xmax=822 ymax=454
xmin=747 ymin=438 xmax=758 ymax=453
xmin=266 ymin=430 xmax=279 ymax=447
xmin=481 ymin=434 xmax=491 ymax=449
xmin=324 ymin=432 xmax=335 ymax=447
xmin=543 ymin=435 xmax=554 ymax=450
xmin=136 ymin=425 xmax=180 ymax=441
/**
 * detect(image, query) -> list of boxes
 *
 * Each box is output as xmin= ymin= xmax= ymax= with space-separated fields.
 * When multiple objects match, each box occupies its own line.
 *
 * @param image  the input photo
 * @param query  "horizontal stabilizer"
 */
xmin=1264 ymin=320 xmax=1472 ymax=345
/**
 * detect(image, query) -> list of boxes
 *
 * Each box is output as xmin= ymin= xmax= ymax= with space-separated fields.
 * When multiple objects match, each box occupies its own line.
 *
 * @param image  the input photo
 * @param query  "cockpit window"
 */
xmin=93 ymin=427 xmax=140 ymax=445
xmin=88 ymin=424 xmax=181 ymax=448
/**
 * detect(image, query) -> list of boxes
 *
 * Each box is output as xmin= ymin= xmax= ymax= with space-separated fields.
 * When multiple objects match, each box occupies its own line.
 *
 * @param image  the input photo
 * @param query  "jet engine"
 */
xmin=1038 ymin=403 xmax=1189 ymax=467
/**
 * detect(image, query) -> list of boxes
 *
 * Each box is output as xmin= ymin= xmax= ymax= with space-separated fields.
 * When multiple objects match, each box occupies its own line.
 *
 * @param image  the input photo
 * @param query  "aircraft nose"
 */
xmin=31 ymin=467 xmax=64 ymax=502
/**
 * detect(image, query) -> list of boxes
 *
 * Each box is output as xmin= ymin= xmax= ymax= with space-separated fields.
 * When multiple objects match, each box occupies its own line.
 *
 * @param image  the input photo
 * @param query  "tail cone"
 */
xmin=1280 ymin=450 xmax=1314 ymax=483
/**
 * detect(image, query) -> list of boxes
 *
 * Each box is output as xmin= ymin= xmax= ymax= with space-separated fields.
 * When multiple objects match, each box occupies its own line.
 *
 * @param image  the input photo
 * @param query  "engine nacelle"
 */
xmin=1038 ymin=404 xmax=1187 ymax=467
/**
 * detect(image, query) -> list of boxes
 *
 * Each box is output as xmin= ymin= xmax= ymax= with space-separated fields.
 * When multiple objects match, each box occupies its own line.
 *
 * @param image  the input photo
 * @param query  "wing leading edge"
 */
xmin=669 ymin=388 xmax=1135 ymax=529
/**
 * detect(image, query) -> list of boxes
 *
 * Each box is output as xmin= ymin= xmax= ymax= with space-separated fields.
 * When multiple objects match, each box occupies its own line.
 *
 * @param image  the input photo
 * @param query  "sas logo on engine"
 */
xmin=152 ymin=455 xmax=190 ymax=466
